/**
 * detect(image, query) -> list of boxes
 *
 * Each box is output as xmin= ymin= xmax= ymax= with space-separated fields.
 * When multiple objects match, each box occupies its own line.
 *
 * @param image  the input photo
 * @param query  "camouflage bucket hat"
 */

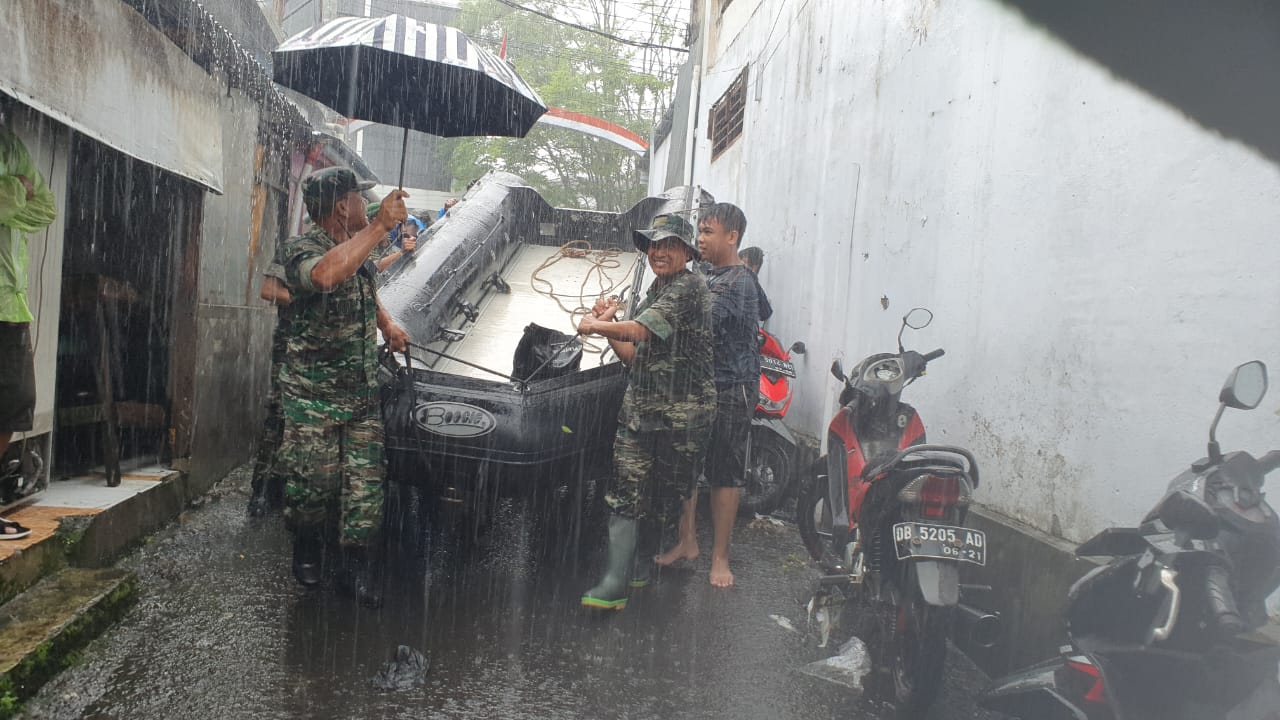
xmin=633 ymin=213 xmax=699 ymax=260
xmin=303 ymin=167 xmax=375 ymax=219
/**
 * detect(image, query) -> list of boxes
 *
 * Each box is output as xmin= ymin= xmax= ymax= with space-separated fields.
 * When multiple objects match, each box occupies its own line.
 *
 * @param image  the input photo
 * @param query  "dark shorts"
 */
xmin=0 ymin=324 xmax=35 ymax=433
xmin=705 ymin=381 xmax=754 ymax=488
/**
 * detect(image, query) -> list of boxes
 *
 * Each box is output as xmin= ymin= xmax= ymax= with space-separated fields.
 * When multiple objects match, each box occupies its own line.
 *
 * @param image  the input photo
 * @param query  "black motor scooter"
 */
xmin=981 ymin=361 xmax=1280 ymax=720
xmin=796 ymin=309 xmax=992 ymax=717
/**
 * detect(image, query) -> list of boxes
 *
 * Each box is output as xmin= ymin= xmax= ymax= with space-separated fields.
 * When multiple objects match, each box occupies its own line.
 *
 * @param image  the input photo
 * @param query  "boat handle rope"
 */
xmin=401 ymin=339 xmax=521 ymax=385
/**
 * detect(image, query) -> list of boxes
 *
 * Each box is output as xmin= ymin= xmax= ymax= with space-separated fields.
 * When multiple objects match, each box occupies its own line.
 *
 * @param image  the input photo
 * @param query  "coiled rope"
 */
xmin=529 ymin=240 xmax=636 ymax=353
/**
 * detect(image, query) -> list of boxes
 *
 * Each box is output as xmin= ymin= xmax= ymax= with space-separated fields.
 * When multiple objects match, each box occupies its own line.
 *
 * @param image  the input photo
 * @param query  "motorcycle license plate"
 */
xmin=760 ymin=355 xmax=796 ymax=378
xmin=892 ymin=522 xmax=987 ymax=566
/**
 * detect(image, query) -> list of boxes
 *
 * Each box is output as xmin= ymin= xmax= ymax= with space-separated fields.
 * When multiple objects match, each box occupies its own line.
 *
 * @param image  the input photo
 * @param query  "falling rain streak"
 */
xmin=9 ymin=0 xmax=1277 ymax=719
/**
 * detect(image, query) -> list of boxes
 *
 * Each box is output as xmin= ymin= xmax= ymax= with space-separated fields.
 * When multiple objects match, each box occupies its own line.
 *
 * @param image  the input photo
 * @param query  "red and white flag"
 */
xmin=537 ymin=107 xmax=648 ymax=155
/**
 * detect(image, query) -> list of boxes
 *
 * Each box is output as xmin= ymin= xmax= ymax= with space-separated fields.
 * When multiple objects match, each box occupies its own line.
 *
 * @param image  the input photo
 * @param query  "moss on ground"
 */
xmin=54 ymin=515 xmax=92 ymax=557
xmin=0 ymin=572 xmax=136 ymax=720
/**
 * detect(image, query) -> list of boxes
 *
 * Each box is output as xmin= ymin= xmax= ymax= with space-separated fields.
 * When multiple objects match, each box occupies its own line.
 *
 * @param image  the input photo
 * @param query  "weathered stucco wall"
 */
xmin=0 ymin=0 xmax=226 ymax=193
xmin=668 ymin=0 xmax=1280 ymax=548
xmin=189 ymin=90 xmax=287 ymax=492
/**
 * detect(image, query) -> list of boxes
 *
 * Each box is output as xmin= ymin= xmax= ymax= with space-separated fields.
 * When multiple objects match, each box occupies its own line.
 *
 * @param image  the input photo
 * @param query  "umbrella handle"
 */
xmin=398 ymin=126 xmax=409 ymax=190
xmin=395 ymin=127 xmax=410 ymax=238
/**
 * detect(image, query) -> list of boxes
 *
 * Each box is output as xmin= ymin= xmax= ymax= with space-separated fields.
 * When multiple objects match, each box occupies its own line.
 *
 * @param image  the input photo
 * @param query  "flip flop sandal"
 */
xmin=0 ymin=518 xmax=31 ymax=540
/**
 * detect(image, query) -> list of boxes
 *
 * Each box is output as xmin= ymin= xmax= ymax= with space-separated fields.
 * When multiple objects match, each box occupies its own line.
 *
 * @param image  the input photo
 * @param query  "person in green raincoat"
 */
xmin=0 ymin=122 xmax=56 ymax=539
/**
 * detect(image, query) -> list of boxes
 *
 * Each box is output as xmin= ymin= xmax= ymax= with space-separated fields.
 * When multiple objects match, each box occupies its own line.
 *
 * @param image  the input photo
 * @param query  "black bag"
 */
xmin=512 ymin=323 xmax=583 ymax=382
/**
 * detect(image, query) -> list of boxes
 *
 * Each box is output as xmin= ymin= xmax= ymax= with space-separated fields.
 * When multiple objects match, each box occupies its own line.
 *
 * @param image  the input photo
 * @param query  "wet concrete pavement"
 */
xmin=22 ymin=467 xmax=999 ymax=719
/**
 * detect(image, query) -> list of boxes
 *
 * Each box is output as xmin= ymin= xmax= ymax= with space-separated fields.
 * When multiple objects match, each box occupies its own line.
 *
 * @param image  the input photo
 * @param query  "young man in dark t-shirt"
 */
xmin=656 ymin=203 xmax=759 ymax=587
xmin=738 ymin=246 xmax=773 ymax=322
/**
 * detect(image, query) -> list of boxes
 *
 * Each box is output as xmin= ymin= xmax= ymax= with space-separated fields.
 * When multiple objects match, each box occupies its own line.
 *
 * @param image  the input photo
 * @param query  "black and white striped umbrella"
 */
xmin=274 ymin=15 xmax=546 ymax=182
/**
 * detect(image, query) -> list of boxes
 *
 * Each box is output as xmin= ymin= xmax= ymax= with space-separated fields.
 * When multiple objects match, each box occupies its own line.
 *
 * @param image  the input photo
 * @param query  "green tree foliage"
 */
xmin=451 ymin=0 xmax=687 ymax=211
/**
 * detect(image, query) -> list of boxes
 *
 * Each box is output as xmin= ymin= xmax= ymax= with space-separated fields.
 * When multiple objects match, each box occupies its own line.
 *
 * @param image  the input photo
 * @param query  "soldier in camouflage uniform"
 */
xmin=575 ymin=213 xmax=715 ymax=610
xmin=247 ymin=242 xmax=293 ymax=517
xmin=276 ymin=167 xmax=410 ymax=605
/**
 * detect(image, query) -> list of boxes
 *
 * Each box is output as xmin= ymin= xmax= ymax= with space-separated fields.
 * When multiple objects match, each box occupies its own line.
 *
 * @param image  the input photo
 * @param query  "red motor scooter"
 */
xmin=796 ymin=308 xmax=991 ymax=717
xmin=741 ymin=328 xmax=805 ymax=516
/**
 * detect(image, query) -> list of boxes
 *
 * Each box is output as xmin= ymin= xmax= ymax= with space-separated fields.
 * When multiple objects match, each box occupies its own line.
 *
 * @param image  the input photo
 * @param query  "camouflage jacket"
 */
xmin=278 ymin=226 xmax=380 ymax=405
xmin=619 ymin=269 xmax=716 ymax=432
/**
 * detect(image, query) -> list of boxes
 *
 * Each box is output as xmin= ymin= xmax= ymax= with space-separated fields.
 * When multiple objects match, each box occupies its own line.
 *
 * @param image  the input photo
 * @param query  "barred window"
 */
xmin=708 ymin=67 xmax=747 ymax=160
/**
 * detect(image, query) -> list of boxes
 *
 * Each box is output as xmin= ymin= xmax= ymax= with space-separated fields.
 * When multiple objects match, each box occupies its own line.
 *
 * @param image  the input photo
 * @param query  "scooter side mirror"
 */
xmin=1204 ymin=360 xmax=1268 ymax=466
xmin=1220 ymin=361 xmax=1268 ymax=410
xmin=830 ymin=360 xmax=846 ymax=382
xmin=903 ymin=308 xmax=934 ymax=330
xmin=897 ymin=307 xmax=933 ymax=352
xmin=790 ymin=341 xmax=807 ymax=355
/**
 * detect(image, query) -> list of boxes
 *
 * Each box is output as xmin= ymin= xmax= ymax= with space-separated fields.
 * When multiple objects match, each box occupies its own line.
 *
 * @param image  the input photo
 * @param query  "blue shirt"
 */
xmin=389 ymin=215 xmax=425 ymax=245
xmin=704 ymin=264 xmax=761 ymax=387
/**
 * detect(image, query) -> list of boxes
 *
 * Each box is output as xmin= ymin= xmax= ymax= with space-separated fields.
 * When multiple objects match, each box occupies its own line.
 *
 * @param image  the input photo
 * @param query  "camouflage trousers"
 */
xmin=278 ymin=395 xmax=384 ymax=547
xmin=250 ymin=364 xmax=285 ymax=496
xmin=606 ymin=423 xmax=711 ymax=523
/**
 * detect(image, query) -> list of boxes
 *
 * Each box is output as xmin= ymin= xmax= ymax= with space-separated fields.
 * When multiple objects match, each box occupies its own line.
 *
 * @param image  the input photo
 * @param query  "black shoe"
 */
xmin=248 ymin=474 xmax=286 ymax=517
xmin=291 ymin=532 xmax=323 ymax=587
xmin=248 ymin=472 xmax=268 ymax=518
xmin=248 ymin=494 xmax=271 ymax=518
xmin=338 ymin=546 xmax=384 ymax=608
xmin=266 ymin=483 xmax=286 ymax=512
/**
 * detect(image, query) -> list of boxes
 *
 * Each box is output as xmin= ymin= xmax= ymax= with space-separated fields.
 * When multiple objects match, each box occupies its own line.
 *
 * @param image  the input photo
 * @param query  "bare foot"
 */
xmin=710 ymin=556 xmax=734 ymax=588
xmin=654 ymin=541 xmax=699 ymax=567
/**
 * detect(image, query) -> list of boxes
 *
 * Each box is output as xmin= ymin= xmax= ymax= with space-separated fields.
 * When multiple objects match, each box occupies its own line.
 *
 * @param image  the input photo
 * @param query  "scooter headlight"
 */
xmin=864 ymin=358 xmax=903 ymax=383
xmin=759 ymin=392 xmax=787 ymax=413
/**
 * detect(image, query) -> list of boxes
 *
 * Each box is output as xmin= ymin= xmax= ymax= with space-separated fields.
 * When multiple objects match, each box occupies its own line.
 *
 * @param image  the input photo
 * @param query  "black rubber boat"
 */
xmin=377 ymin=172 xmax=706 ymax=512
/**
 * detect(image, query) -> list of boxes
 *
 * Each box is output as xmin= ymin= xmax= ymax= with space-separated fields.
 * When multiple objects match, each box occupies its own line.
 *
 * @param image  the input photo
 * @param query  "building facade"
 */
xmin=0 ymin=0 xmax=349 ymax=497
xmin=651 ymin=0 xmax=1280 ymax=667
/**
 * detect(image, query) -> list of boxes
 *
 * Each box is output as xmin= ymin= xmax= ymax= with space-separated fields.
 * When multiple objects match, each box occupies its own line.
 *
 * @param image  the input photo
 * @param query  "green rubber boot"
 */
xmin=582 ymin=515 xmax=638 ymax=610
xmin=630 ymin=519 xmax=661 ymax=589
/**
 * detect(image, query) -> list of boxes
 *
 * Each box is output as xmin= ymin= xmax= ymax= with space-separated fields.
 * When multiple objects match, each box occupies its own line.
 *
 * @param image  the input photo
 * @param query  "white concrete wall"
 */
xmin=673 ymin=0 xmax=1280 ymax=547
xmin=647 ymin=134 xmax=672 ymax=197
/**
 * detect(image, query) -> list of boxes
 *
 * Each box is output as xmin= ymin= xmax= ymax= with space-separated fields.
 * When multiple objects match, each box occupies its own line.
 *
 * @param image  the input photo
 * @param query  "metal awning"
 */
xmin=0 ymin=0 xmax=225 ymax=194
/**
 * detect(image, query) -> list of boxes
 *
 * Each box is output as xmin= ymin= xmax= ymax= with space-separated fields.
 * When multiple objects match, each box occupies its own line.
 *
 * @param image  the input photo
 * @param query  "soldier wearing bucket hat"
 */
xmin=575 ymin=212 xmax=715 ymax=611
xmin=274 ymin=166 xmax=411 ymax=606
xmin=631 ymin=212 xmax=700 ymax=259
